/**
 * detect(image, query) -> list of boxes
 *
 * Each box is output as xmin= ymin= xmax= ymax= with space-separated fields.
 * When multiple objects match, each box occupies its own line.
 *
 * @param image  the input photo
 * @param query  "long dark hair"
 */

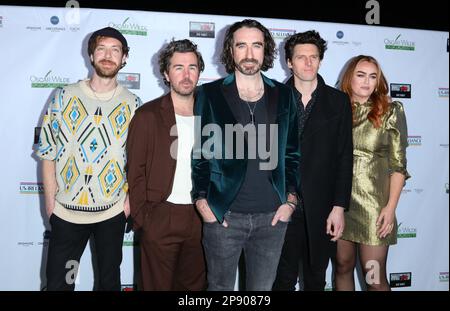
xmin=220 ymin=19 xmax=276 ymax=74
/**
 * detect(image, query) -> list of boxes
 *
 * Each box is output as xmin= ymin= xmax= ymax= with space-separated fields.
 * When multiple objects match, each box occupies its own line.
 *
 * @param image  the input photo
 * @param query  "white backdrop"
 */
xmin=0 ymin=5 xmax=448 ymax=291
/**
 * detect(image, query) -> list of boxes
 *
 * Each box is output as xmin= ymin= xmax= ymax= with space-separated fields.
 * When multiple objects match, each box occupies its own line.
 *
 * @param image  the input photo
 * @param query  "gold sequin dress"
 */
xmin=342 ymin=101 xmax=410 ymax=246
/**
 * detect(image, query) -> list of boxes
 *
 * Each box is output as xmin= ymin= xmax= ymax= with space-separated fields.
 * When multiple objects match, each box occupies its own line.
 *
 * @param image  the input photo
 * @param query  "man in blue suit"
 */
xmin=191 ymin=19 xmax=300 ymax=291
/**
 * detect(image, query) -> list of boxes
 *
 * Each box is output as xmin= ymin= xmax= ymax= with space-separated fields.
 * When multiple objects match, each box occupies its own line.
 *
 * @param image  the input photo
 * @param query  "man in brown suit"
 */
xmin=126 ymin=39 xmax=206 ymax=290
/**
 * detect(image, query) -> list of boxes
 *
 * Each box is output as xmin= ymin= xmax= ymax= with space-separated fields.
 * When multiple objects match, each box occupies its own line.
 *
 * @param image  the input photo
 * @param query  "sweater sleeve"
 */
xmin=36 ymin=87 xmax=64 ymax=161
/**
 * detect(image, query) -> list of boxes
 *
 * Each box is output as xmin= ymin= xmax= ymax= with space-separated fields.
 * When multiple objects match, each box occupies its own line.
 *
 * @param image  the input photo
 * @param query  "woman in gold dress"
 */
xmin=335 ymin=55 xmax=410 ymax=291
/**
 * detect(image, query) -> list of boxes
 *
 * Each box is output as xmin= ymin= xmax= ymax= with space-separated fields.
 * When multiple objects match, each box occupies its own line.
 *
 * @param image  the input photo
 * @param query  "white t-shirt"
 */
xmin=167 ymin=114 xmax=195 ymax=204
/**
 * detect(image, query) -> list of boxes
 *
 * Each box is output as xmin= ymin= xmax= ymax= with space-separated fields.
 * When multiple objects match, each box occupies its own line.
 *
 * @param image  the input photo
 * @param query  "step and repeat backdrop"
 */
xmin=0 ymin=5 xmax=448 ymax=291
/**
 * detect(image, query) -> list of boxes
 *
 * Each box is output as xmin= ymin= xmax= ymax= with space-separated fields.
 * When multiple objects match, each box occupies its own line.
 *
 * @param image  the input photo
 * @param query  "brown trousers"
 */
xmin=140 ymin=201 xmax=206 ymax=290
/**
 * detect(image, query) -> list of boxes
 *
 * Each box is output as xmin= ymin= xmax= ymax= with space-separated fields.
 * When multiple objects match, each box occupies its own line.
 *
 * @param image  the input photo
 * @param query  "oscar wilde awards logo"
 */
xmin=397 ymin=222 xmax=417 ymax=239
xmin=30 ymin=70 xmax=70 ymax=88
xmin=123 ymin=231 xmax=137 ymax=247
xmin=110 ymin=17 xmax=148 ymax=36
xmin=385 ymin=34 xmax=415 ymax=51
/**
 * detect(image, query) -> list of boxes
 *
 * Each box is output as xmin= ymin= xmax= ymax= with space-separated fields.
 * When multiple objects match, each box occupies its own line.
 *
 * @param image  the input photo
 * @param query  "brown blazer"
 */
xmin=126 ymin=93 xmax=178 ymax=231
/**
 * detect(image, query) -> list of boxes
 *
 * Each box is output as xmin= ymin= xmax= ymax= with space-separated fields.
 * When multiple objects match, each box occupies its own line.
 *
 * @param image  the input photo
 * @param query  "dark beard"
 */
xmin=235 ymin=58 xmax=261 ymax=75
xmin=171 ymin=79 xmax=195 ymax=96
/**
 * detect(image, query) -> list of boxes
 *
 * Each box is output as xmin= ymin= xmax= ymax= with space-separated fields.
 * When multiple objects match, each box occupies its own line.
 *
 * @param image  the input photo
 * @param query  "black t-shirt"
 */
xmin=228 ymin=84 xmax=281 ymax=213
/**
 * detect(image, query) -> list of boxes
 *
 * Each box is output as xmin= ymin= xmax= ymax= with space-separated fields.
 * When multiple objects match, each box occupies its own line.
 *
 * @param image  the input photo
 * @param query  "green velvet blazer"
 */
xmin=191 ymin=73 xmax=300 ymax=222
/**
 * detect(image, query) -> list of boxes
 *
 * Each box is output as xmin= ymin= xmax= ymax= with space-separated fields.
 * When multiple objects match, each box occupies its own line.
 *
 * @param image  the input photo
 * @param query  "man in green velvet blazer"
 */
xmin=191 ymin=19 xmax=300 ymax=291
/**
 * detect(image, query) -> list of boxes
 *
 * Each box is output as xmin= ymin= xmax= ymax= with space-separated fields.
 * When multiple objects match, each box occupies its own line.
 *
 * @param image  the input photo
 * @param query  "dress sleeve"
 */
xmin=386 ymin=101 xmax=411 ymax=180
xmin=35 ymin=88 xmax=64 ymax=161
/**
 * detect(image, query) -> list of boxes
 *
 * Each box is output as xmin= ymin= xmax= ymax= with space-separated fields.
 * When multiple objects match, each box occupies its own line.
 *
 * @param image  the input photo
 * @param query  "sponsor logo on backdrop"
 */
xmin=121 ymin=284 xmax=137 ymax=291
xmin=50 ymin=16 xmax=59 ymax=25
xmin=68 ymin=25 xmax=80 ymax=32
xmin=445 ymin=183 xmax=449 ymax=194
xmin=34 ymin=127 xmax=42 ymax=145
xmin=438 ymin=88 xmax=449 ymax=98
xmin=407 ymin=136 xmax=422 ymax=146
xmin=385 ymin=34 xmax=415 ymax=51
xmin=46 ymin=16 xmax=65 ymax=32
xmin=30 ymin=70 xmax=70 ymax=88
xmin=18 ymin=242 xmax=34 ymax=247
xmin=123 ymin=231 xmax=137 ymax=247
xmin=26 ymin=25 xmax=42 ymax=31
xmin=447 ymin=38 xmax=449 ymax=53
xmin=0 ymin=16 xmax=3 ymax=28
xmin=402 ymin=188 xmax=424 ymax=195
xmin=390 ymin=83 xmax=411 ymax=98
xmin=109 ymin=17 xmax=147 ymax=36
xmin=269 ymin=28 xmax=296 ymax=40
xmin=189 ymin=22 xmax=215 ymax=38
xmin=439 ymin=143 xmax=449 ymax=148
xmin=117 ymin=73 xmax=141 ymax=90
xmin=439 ymin=272 xmax=449 ymax=282
xmin=20 ymin=182 xmax=44 ymax=195
xmin=397 ymin=222 xmax=417 ymax=239
xmin=197 ymin=78 xmax=219 ymax=86
xmin=331 ymin=30 xmax=349 ymax=46
xmin=390 ymin=272 xmax=412 ymax=287
xmin=330 ymin=31 xmax=362 ymax=47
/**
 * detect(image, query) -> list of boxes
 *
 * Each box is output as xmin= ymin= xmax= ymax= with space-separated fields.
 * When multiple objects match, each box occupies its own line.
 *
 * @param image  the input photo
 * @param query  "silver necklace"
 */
xmin=245 ymin=100 xmax=258 ymax=125
xmin=238 ymin=86 xmax=264 ymax=125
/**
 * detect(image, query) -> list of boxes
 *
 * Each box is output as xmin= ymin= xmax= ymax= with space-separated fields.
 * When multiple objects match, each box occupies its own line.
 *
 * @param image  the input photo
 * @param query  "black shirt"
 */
xmin=293 ymin=86 xmax=318 ymax=140
xmin=292 ymin=84 xmax=318 ymax=216
xmin=228 ymin=83 xmax=281 ymax=213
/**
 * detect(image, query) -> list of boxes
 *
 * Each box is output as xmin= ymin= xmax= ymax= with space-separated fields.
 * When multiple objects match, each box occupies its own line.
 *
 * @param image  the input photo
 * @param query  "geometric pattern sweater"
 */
xmin=36 ymin=79 xmax=141 ymax=224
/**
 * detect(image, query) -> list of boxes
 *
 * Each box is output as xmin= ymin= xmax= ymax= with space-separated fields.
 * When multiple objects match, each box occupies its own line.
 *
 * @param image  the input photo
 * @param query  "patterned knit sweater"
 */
xmin=36 ymin=79 xmax=141 ymax=224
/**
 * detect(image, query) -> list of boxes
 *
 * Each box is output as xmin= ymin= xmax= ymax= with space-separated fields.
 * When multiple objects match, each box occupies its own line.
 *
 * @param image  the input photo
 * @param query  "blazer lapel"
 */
xmin=266 ymin=82 xmax=278 ymax=125
xmin=159 ymin=93 xmax=178 ymax=164
xmin=301 ymin=85 xmax=331 ymax=142
xmin=221 ymin=82 xmax=240 ymax=124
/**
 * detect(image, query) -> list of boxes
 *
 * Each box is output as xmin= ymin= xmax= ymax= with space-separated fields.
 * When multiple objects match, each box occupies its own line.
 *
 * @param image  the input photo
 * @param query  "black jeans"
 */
xmin=202 ymin=210 xmax=288 ymax=291
xmin=273 ymin=207 xmax=329 ymax=291
xmin=46 ymin=212 xmax=126 ymax=291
